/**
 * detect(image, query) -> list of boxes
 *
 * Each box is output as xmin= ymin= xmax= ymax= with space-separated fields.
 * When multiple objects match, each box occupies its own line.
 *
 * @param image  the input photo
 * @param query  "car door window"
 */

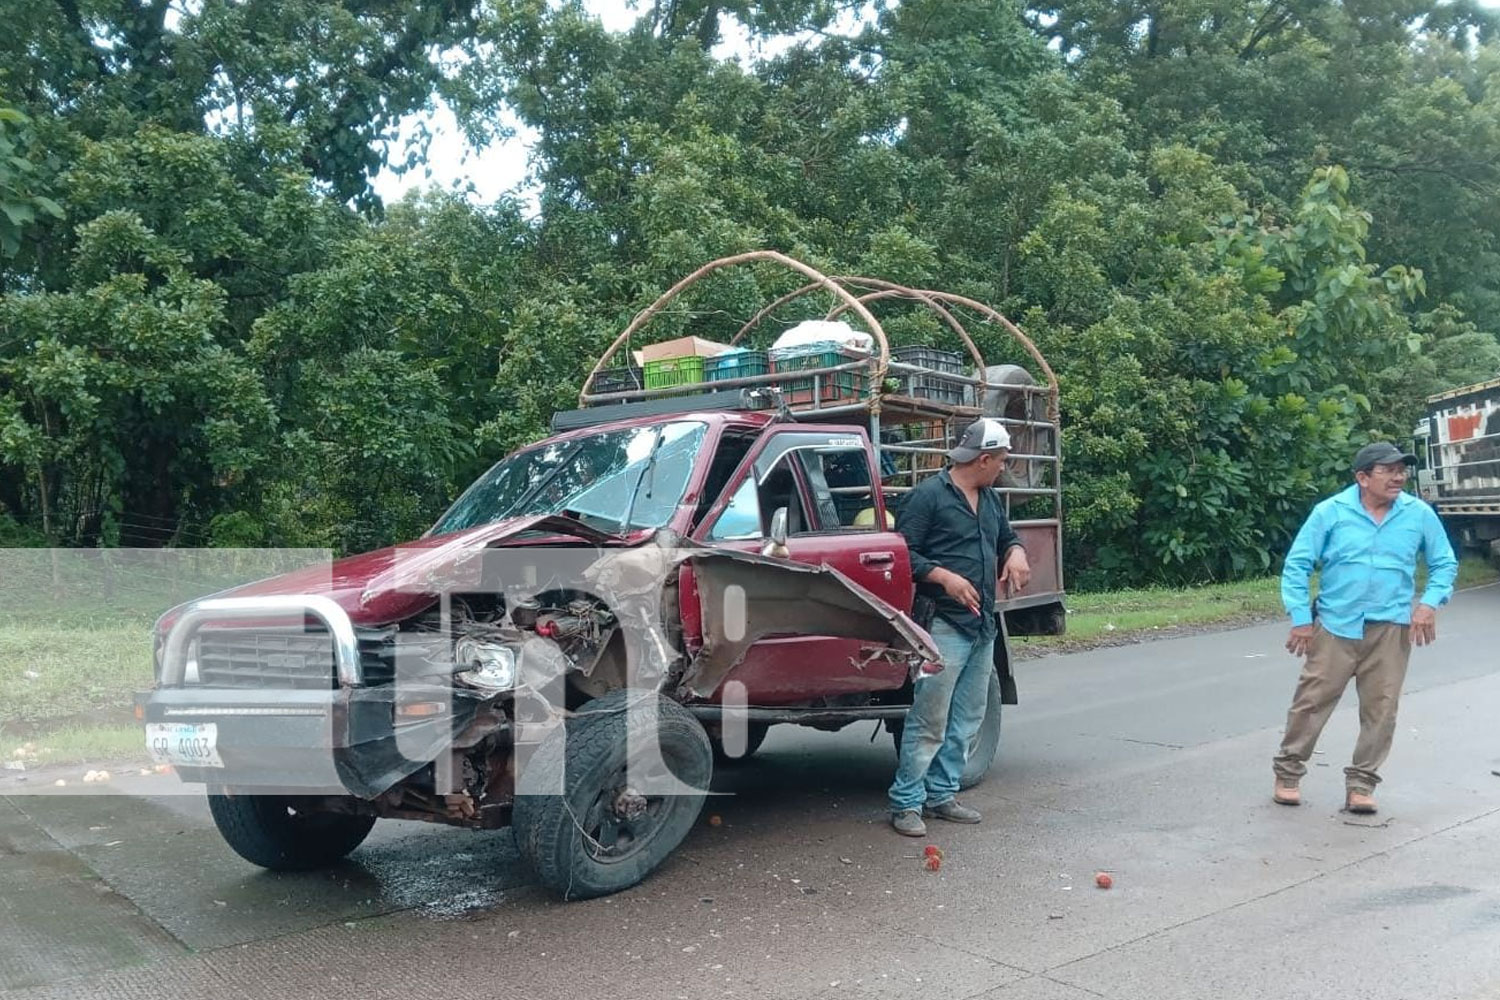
xmin=748 ymin=433 xmax=883 ymax=533
xmin=708 ymin=431 xmax=886 ymax=540
xmin=707 ymin=477 xmax=762 ymax=541
xmin=801 ymin=446 xmax=884 ymax=530
xmin=755 ymin=454 xmax=813 ymax=536
xmin=692 ymin=431 xmax=757 ymax=530
xmin=706 ymin=453 xmax=814 ymax=539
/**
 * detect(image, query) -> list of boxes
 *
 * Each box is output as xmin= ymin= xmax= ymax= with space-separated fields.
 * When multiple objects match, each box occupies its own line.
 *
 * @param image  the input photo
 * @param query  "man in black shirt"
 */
xmin=889 ymin=418 xmax=1031 ymax=837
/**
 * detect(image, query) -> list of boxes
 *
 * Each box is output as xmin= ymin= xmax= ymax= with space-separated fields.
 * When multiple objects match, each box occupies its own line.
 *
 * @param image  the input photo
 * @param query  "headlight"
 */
xmin=453 ymin=637 xmax=517 ymax=692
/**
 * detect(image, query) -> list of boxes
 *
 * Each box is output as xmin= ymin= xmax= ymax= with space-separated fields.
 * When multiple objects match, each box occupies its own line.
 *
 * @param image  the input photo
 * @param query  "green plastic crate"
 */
xmin=644 ymin=355 xmax=706 ymax=392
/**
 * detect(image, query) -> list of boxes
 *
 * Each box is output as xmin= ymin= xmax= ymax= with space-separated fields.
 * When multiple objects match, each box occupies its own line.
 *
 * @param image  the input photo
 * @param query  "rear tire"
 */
xmin=890 ymin=670 xmax=1003 ymax=791
xmin=960 ymin=671 xmax=1003 ymax=788
xmin=513 ymin=690 xmax=712 ymax=901
xmin=709 ymin=722 xmax=770 ymax=764
xmin=207 ymin=792 xmax=376 ymax=871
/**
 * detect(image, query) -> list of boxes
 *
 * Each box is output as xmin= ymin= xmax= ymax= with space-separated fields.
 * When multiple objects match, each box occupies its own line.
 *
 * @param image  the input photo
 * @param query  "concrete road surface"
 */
xmin=2 ymin=585 xmax=1497 ymax=1000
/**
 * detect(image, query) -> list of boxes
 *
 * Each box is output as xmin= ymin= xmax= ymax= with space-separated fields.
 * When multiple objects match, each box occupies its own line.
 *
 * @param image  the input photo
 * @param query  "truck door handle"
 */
xmin=860 ymin=551 xmax=896 ymax=567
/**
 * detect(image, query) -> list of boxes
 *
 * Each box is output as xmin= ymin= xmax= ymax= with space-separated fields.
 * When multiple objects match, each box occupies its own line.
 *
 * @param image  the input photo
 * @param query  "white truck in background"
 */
xmin=1413 ymin=376 xmax=1500 ymax=563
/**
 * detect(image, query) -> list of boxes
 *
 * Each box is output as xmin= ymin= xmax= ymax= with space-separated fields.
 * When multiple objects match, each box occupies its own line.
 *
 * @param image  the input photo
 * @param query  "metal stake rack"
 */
xmin=578 ymin=251 xmax=1065 ymax=611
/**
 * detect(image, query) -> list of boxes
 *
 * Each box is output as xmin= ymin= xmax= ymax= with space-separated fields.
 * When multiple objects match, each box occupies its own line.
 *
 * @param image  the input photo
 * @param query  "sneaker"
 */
xmin=1273 ymin=779 xmax=1301 ymax=806
xmin=923 ymin=799 xmax=981 ymax=824
xmin=1345 ymin=790 xmax=1377 ymax=814
xmin=891 ymin=809 xmax=927 ymax=837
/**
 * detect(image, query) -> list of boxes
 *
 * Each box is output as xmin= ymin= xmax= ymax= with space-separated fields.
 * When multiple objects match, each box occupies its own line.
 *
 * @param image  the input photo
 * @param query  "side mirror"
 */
xmin=761 ymin=507 xmax=790 ymax=558
xmin=770 ymin=507 xmax=789 ymax=546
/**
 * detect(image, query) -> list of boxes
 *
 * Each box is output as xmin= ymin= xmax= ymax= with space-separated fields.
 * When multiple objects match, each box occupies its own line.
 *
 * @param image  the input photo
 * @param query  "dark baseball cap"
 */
xmin=1352 ymin=442 xmax=1417 ymax=474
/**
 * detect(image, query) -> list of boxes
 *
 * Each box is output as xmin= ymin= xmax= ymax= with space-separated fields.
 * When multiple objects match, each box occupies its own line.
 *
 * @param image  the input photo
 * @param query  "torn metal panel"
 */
xmin=334 ymin=686 xmax=495 ymax=798
xmin=577 ymin=534 xmax=937 ymax=698
xmin=680 ymin=547 xmax=939 ymax=699
xmin=579 ymin=538 xmax=686 ymax=691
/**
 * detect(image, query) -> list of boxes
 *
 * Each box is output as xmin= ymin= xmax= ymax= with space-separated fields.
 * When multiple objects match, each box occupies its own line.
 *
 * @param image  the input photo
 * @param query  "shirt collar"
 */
xmin=938 ymin=468 xmax=996 ymax=513
xmin=1333 ymin=483 xmax=1415 ymax=515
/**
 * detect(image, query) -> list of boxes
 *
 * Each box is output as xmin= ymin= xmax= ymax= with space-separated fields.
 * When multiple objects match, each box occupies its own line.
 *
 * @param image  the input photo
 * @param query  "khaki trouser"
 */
xmin=1272 ymin=621 xmax=1413 ymax=794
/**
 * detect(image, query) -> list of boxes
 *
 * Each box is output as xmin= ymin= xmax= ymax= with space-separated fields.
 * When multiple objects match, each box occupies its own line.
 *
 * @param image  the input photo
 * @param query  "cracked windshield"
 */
xmin=431 ymin=421 xmax=707 ymax=536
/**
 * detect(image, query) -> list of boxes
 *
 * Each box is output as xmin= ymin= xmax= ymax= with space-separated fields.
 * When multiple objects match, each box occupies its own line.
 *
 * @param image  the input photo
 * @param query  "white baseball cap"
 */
xmin=948 ymin=418 xmax=1012 ymax=463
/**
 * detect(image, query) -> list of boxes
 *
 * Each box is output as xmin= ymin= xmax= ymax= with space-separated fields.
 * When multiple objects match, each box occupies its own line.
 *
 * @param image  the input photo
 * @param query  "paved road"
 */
xmin=2 ymin=586 xmax=1497 ymax=1000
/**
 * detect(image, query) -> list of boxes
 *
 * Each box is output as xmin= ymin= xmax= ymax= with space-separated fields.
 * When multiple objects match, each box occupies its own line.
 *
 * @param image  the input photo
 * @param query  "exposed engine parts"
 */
xmin=509 ymin=597 xmax=541 ymax=629
xmin=444 ymin=593 xmax=617 ymax=694
xmin=535 ymin=598 xmax=614 ymax=642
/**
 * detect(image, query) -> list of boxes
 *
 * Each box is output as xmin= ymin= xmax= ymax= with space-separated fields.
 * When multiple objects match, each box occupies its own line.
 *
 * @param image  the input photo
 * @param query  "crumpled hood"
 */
xmin=160 ymin=515 xmax=623 ymax=630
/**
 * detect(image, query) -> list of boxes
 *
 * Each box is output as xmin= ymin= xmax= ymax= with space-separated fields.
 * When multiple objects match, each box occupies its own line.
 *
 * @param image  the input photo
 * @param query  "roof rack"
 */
xmin=550 ymin=388 xmax=778 ymax=433
xmin=574 ymin=250 xmax=1065 ymax=606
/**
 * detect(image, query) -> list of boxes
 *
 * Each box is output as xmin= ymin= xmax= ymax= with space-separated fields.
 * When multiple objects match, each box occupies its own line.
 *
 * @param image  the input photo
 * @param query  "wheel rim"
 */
xmin=578 ymin=755 xmax=679 ymax=866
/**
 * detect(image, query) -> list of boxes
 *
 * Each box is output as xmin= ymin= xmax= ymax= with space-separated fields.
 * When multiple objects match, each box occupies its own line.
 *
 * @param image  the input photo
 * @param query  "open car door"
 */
xmin=683 ymin=425 xmax=919 ymax=705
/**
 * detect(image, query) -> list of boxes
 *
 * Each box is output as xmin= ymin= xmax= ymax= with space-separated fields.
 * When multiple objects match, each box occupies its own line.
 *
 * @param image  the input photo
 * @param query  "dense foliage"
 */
xmin=3 ymin=0 xmax=1498 ymax=587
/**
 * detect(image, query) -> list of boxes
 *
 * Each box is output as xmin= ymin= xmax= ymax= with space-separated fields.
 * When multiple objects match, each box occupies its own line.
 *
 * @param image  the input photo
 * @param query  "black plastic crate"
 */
xmin=900 ymin=371 xmax=966 ymax=404
xmin=593 ymin=366 xmax=645 ymax=395
xmin=891 ymin=345 xmax=963 ymax=375
xmin=889 ymin=346 xmax=965 ymax=402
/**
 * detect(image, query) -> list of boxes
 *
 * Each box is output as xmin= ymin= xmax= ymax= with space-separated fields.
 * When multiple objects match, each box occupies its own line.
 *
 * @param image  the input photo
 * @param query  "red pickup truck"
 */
xmin=143 ymin=253 xmax=1065 ymax=899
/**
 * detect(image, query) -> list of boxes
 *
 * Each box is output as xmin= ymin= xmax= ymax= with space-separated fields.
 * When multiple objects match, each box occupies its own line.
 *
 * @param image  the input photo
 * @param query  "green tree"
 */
xmin=0 ymin=209 xmax=274 ymax=544
xmin=1025 ymin=0 xmax=1500 ymax=334
xmin=0 ymin=104 xmax=62 ymax=261
xmin=3 ymin=0 xmax=485 ymax=205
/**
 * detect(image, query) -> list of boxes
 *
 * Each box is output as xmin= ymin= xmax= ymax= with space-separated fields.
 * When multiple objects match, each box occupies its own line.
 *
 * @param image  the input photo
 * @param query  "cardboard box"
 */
xmin=640 ymin=336 xmax=731 ymax=362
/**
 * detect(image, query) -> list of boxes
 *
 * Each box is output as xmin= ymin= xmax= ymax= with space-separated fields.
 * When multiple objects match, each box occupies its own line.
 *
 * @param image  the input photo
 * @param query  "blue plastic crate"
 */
xmin=704 ymin=350 xmax=770 ymax=382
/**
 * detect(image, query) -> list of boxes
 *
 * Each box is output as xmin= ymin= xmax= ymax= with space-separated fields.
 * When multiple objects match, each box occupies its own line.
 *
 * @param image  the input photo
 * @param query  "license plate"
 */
xmin=146 ymin=723 xmax=223 ymax=768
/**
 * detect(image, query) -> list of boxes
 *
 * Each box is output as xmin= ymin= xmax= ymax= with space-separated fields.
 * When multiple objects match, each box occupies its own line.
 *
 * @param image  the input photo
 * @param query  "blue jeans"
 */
xmin=888 ymin=618 xmax=996 ymax=813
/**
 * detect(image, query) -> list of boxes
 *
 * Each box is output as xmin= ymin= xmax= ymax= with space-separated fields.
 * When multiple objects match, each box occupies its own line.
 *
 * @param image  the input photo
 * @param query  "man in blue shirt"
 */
xmin=888 ymin=418 xmax=1031 ymax=837
xmin=1274 ymin=442 xmax=1458 ymax=814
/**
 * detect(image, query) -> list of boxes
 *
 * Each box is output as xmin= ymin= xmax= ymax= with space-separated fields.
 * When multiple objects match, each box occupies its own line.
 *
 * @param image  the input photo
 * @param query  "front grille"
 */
xmin=195 ymin=627 xmax=396 ymax=689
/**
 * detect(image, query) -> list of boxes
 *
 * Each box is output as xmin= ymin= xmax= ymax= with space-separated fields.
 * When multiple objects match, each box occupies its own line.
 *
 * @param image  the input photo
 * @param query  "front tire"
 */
xmin=207 ymin=792 xmax=376 ymax=871
xmin=513 ymin=690 xmax=712 ymax=901
xmin=890 ymin=670 xmax=1003 ymax=791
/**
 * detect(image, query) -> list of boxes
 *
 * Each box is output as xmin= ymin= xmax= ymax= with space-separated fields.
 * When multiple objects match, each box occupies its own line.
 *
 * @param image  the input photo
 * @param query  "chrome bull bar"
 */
xmin=161 ymin=595 xmax=363 ymax=687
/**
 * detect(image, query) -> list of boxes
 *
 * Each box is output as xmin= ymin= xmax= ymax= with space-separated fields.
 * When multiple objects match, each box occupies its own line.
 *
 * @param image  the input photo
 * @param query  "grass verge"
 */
xmin=0 ymin=617 xmax=154 ymax=728
xmin=1020 ymin=577 xmax=1283 ymax=649
xmin=3 ymin=724 xmax=150 ymax=768
xmin=0 ymin=613 xmax=153 ymax=769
